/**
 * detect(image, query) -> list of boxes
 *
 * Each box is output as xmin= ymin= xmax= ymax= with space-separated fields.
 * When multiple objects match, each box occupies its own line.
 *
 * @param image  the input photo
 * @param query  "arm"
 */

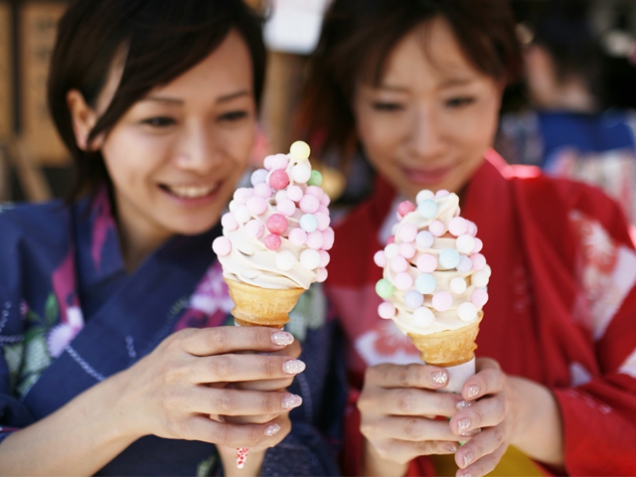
xmin=0 ymin=327 xmax=304 ymax=476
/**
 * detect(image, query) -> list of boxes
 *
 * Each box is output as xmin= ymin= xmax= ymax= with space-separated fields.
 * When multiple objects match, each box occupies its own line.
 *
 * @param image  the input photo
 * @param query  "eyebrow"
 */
xmin=143 ymin=90 xmax=251 ymax=105
xmin=375 ymin=76 xmax=476 ymax=92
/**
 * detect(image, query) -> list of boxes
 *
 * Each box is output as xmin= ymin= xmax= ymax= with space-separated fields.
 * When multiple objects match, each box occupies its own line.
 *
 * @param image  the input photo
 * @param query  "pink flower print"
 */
xmin=47 ymin=306 xmax=84 ymax=358
xmin=91 ymin=188 xmax=116 ymax=271
xmin=355 ymin=320 xmax=420 ymax=367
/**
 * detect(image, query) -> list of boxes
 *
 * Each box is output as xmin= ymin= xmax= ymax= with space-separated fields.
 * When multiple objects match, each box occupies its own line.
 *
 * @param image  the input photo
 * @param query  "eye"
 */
xmin=219 ymin=110 xmax=249 ymax=122
xmin=371 ymin=102 xmax=404 ymax=112
xmin=445 ymin=96 xmax=475 ymax=108
xmin=141 ymin=116 xmax=176 ymax=127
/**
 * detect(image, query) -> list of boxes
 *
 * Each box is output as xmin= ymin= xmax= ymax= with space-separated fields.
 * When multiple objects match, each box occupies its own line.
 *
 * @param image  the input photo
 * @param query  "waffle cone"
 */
xmin=225 ymin=278 xmax=304 ymax=328
xmin=407 ymin=313 xmax=483 ymax=367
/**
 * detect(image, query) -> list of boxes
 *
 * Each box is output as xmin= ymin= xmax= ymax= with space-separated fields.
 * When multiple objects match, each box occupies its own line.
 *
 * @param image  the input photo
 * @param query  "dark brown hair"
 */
xmin=300 ymin=0 xmax=522 ymax=159
xmin=48 ymin=0 xmax=266 ymax=201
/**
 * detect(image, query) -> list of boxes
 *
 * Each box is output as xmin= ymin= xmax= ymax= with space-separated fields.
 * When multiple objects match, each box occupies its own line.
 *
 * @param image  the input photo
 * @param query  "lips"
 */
xmin=403 ymin=165 xmax=453 ymax=185
xmin=161 ymin=183 xmax=219 ymax=199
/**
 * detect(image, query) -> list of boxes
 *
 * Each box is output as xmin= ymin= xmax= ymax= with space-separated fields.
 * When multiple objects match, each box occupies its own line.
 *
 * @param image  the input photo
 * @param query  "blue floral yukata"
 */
xmin=0 ymin=191 xmax=345 ymax=476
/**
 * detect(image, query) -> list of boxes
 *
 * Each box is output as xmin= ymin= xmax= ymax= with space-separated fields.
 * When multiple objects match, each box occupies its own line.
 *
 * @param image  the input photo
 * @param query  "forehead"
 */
xmin=378 ymin=17 xmax=483 ymax=88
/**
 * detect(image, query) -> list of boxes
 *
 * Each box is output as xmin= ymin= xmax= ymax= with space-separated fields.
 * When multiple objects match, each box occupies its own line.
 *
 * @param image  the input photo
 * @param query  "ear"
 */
xmin=66 ymin=89 xmax=101 ymax=151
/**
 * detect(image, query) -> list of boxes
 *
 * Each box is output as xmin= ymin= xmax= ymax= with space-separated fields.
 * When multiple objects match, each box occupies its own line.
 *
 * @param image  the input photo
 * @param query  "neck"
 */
xmin=118 ymin=222 xmax=172 ymax=272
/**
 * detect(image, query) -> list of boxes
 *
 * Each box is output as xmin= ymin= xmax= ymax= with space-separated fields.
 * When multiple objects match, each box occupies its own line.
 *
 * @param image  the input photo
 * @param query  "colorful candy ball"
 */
xmin=413 ymin=306 xmax=435 ymax=327
xmin=264 ymin=234 xmax=282 ymax=251
xmin=269 ymin=170 xmax=290 ymax=190
xmin=432 ymin=291 xmax=452 ymax=311
xmin=276 ymin=250 xmax=296 ymax=270
xmin=416 ymin=190 xmax=435 ymax=203
xmin=375 ymin=278 xmax=395 ymax=299
xmin=378 ymin=301 xmax=396 ymax=319
xmin=221 ymin=213 xmax=238 ymax=231
xmin=450 ymin=277 xmax=467 ymax=294
xmin=439 ymin=248 xmax=460 ymax=269
xmin=415 ymin=273 xmax=436 ymax=294
xmin=250 ymin=168 xmax=268 ymax=186
xmin=394 ymin=272 xmax=413 ymax=291
xmin=300 ymin=249 xmax=321 ymax=269
xmin=244 ymin=219 xmax=264 ymax=239
xmin=300 ymin=214 xmax=318 ymax=233
xmin=404 ymin=290 xmax=424 ymax=309
xmin=266 ymin=214 xmax=288 ymax=235
xmin=458 ymin=302 xmax=478 ymax=322
xmin=374 ymin=250 xmax=387 ymax=267
xmin=289 ymin=140 xmax=311 ymax=161
xmin=418 ymin=199 xmax=438 ymax=219
xmin=292 ymin=163 xmax=311 ymax=183
xmin=212 ymin=236 xmax=232 ymax=256
xmin=307 ymin=170 xmax=323 ymax=186
xmin=416 ymin=230 xmax=435 ymax=249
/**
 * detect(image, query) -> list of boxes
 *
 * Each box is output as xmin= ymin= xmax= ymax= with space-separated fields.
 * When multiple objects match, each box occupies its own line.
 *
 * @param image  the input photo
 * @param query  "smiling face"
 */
xmin=95 ymin=30 xmax=256 ymax=256
xmin=353 ymin=17 xmax=502 ymax=199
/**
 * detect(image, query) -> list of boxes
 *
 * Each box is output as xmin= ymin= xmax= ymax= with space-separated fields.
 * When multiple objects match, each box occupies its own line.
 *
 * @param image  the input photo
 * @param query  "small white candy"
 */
xmin=234 ymin=205 xmax=251 ymax=224
xmin=276 ymin=250 xmax=296 ymax=271
xmin=275 ymin=190 xmax=287 ymax=203
xmin=228 ymin=200 xmax=238 ymax=212
xmin=457 ymin=302 xmax=478 ymax=322
xmin=250 ymin=168 xmax=269 ymax=186
xmin=456 ymin=234 xmax=476 ymax=254
xmin=300 ymin=249 xmax=321 ymax=269
xmin=412 ymin=307 xmax=435 ymax=327
xmin=384 ymin=243 xmax=400 ymax=260
xmin=483 ymin=264 xmax=492 ymax=278
xmin=416 ymin=190 xmax=435 ymax=203
xmin=472 ymin=270 xmax=489 ymax=288
xmin=416 ymin=231 xmax=435 ymax=249
xmin=291 ymin=163 xmax=311 ymax=183
xmin=450 ymin=277 xmax=467 ymax=294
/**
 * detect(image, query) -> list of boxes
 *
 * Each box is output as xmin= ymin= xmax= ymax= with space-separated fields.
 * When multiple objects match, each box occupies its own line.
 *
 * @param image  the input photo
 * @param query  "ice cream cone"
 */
xmin=225 ymin=278 xmax=304 ymax=328
xmin=407 ymin=313 xmax=483 ymax=367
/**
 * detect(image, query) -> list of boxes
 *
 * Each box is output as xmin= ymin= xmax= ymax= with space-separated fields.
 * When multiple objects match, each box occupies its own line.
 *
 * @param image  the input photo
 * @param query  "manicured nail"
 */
xmin=282 ymin=393 xmax=302 ymax=410
xmin=264 ymin=423 xmax=281 ymax=436
xmin=461 ymin=427 xmax=482 ymax=437
xmin=283 ymin=359 xmax=306 ymax=375
xmin=457 ymin=418 xmax=471 ymax=433
xmin=463 ymin=451 xmax=474 ymax=467
xmin=460 ymin=473 xmax=472 ymax=477
xmin=430 ymin=370 xmax=447 ymax=385
xmin=447 ymin=443 xmax=458 ymax=453
xmin=467 ymin=385 xmax=479 ymax=399
xmin=271 ymin=331 xmax=294 ymax=346
xmin=456 ymin=400 xmax=472 ymax=410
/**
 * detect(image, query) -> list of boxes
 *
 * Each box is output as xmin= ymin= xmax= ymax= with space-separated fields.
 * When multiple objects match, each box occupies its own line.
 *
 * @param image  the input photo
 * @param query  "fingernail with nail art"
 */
xmin=264 ymin=423 xmax=281 ymax=436
xmin=457 ymin=418 xmax=471 ymax=433
xmin=271 ymin=331 xmax=294 ymax=346
xmin=467 ymin=385 xmax=479 ymax=399
xmin=283 ymin=359 xmax=306 ymax=375
xmin=463 ymin=451 xmax=474 ymax=468
xmin=282 ymin=393 xmax=303 ymax=410
xmin=430 ymin=371 xmax=447 ymax=385
xmin=456 ymin=400 xmax=472 ymax=410
xmin=447 ymin=444 xmax=458 ymax=453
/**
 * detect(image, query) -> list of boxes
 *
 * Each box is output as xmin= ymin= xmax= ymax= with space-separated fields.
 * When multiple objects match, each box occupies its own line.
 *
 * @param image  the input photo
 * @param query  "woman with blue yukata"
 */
xmin=0 ymin=0 xmax=344 ymax=475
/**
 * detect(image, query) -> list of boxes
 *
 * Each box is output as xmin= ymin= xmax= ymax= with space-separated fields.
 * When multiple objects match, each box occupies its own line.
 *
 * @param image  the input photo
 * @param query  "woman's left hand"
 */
xmin=448 ymin=358 xmax=564 ymax=477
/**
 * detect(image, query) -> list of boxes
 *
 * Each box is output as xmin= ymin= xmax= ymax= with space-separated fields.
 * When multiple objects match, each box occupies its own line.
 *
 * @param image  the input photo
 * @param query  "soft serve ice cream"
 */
xmin=374 ymin=189 xmax=490 ymax=341
xmin=212 ymin=141 xmax=333 ymax=290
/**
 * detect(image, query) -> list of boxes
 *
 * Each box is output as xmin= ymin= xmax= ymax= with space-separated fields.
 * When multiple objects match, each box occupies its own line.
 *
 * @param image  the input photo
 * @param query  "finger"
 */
xmin=366 ymin=416 xmax=459 ymax=442
xmin=358 ymin=386 xmax=461 ymax=418
xmin=455 ymin=424 xmax=507 ymax=472
xmin=234 ymin=377 xmax=293 ymax=391
xmin=365 ymin=363 xmax=452 ymax=390
xmin=450 ymin=395 xmax=506 ymax=436
xmin=372 ymin=438 xmax=460 ymax=465
xmin=456 ymin=441 xmax=508 ymax=477
xmin=177 ymin=327 xmax=295 ymax=356
xmin=190 ymin=354 xmax=306 ymax=383
xmin=194 ymin=387 xmax=303 ymax=417
xmin=182 ymin=415 xmax=289 ymax=448
xmin=462 ymin=359 xmax=504 ymax=401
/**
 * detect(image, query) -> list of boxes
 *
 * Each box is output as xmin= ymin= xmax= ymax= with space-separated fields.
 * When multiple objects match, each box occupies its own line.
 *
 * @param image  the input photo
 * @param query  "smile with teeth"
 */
xmin=164 ymin=184 xmax=218 ymax=198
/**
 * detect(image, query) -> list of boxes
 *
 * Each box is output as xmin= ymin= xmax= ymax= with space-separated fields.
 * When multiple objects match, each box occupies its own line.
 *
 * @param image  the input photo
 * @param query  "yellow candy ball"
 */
xmin=289 ymin=140 xmax=311 ymax=161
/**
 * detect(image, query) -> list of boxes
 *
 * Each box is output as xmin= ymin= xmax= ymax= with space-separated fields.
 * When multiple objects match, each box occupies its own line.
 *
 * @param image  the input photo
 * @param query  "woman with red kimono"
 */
xmin=0 ymin=0 xmax=344 ymax=475
xmin=301 ymin=0 xmax=636 ymax=475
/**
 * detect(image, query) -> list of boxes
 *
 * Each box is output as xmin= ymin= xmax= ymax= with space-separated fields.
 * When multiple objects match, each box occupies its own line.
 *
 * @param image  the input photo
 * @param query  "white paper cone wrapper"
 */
xmin=440 ymin=357 xmax=475 ymax=394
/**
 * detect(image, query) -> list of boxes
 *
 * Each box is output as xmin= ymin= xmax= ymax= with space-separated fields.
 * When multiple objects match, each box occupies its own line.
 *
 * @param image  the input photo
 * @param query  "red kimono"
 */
xmin=325 ymin=150 xmax=636 ymax=476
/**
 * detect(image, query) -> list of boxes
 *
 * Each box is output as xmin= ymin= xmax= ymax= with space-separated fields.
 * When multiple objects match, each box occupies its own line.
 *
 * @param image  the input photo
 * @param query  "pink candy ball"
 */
xmin=244 ymin=219 xmax=264 ymax=239
xmin=212 ymin=236 xmax=232 ymax=256
xmin=432 ymin=291 xmax=452 ymax=311
xmin=233 ymin=187 xmax=253 ymax=205
xmin=254 ymin=182 xmax=272 ymax=199
xmin=429 ymin=220 xmax=445 ymax=237
xmin=448 ymin=217 xmax=467 ymax=236
xmin=416 ymin=254 xmax=437 ymax=273
xmin=316 ymin=267 xmax=328 ymax=283
xmin=266 ymin=214 xmax=288 ymax=235
xmin=435 ymin=189 xmax=450 ymax=198
xmin=471 ymin=253 xmax=486 ymax=271
xmin=300 ymin=194 xmax=320 ymax=214
xmin=319 ymin=250 xmax=331 ymax=268
xmin=397 ymin=200 xmax=416 ymax=218
xmin=263 ymin=155 xmax=275 ymax=170
xmin=322 ymin=227 xmax=335 ymax=250
xmin=390 ymin=256 xmax=408 ymax=273
xmin=269 ymin=170 xmax=290 ymax=190
xmin=306 ymin=231 xmax=324 ymax=249
xmin=374 ymin=250 xmax=387 ymax=267
xmin=457 ymin=254 xmax=473 ymax=272
xmin=264 ymin=234 xmax=282 ymax=250
xmin=221 ymin=212 xmax=238 ymax=231
xmin=471 ymin=288 xmax=488 ymax=307
xmin=398 ymin=223 xmax=417 ymax=243
xmin=320 ymin=194 xmax=331 ymax=206
xmin=287 ymin=185 xmax=303 ymax=202
xmin=393 ymin=272 xmax=413 ymax=291
xmin=277 ymin=198 xmax=296 ymax=217
xmin=473 ymin=238 xmax=483 ymax=253
xmin=271 ymin=153 xmax=289 ymax=170
xmin=466 ymin=221 xmax=478 ymax=237
xmin=399 ymin=242 xmax=416 ymax=259
xmin=288 ymin=228 xmax=307 ymax=246
xmin=314 ymin=212 xmax=330 ymax=231
xmin=386 ymin=235 xmax=395 ymax=245
xmin=247 ymin=196 xmax=267 ymax=216
xmin=306 ymin=185 xmax=323 ymax=198
xmin=378 ymin=301 xmax=396 ymax=319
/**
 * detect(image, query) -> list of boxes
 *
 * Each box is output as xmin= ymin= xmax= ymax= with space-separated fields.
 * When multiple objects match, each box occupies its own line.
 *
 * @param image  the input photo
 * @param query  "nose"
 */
xmin=409 ymin=105 xmax=446 ymax=161
xmin=174 ymin=122 xmax=221 ymax=173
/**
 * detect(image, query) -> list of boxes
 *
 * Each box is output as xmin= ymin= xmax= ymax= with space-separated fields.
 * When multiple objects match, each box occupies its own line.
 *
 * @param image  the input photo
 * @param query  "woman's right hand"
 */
xmin=116 ymin=326 xmax=305 ymax=451
xmin=358 ymin=363 xmax=464 ymax=475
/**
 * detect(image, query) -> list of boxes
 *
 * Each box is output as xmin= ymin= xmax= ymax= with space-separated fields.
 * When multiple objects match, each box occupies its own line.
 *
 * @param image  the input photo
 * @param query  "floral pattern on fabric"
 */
xmin=570 ymin=210 xmax=636 ymax=340
xmin=355 ymin=320 xmax=420 ymax=367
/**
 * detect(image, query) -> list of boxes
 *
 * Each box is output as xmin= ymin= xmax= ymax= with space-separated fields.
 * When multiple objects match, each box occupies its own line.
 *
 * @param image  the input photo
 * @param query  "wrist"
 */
xmin=362 ymin=438 xmax=408 ymax=477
